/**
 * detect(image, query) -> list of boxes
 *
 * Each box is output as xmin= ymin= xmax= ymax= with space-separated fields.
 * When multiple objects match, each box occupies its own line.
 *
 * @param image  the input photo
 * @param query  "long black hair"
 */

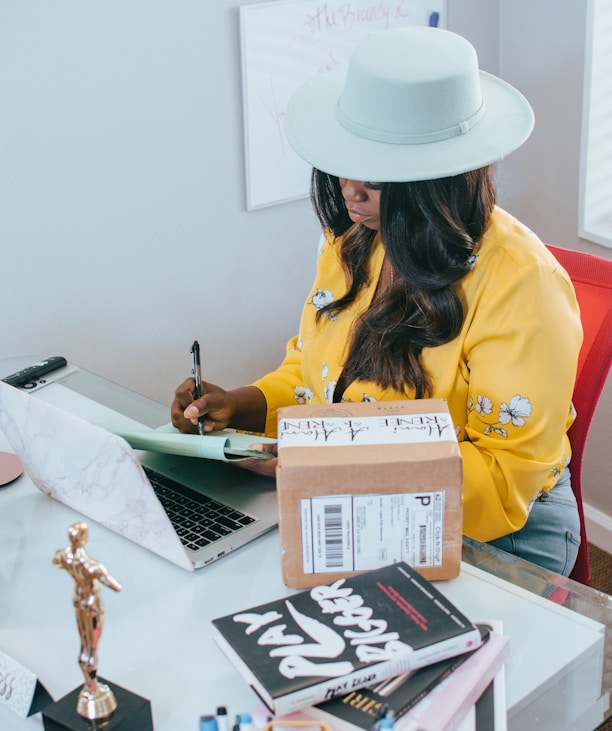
xmin=310 ymin=166 xmax=496 ymax=398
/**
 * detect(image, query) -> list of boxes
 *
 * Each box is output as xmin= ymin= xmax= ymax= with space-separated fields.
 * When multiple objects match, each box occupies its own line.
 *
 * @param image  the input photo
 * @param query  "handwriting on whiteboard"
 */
xmin=240 ymin=0 xmax=446 ymax=209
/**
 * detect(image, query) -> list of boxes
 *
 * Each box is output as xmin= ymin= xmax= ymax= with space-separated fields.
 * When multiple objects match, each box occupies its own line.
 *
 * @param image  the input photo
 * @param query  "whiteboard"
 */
xmin=240 ymin=0 xmax=446 ymax=210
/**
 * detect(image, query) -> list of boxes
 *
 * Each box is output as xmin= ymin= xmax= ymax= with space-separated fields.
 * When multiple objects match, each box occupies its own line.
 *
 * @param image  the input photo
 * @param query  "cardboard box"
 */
xmin=276 ymin=399 xmax=462 ymax=588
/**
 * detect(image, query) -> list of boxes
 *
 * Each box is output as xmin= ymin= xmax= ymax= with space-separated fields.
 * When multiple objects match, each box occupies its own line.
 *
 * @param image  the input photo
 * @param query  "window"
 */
xmin=579 ymin=0 xmax=612 ymax=249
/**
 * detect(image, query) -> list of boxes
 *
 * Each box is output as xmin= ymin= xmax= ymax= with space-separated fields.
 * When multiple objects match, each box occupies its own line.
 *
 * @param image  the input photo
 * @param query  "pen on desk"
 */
xmin=190 ymin=340 xmax=205 ymax=435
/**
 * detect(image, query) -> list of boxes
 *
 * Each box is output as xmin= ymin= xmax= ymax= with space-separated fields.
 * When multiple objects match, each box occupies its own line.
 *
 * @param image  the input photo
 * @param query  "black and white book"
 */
xmin=211 ymin=562 xmax=483 ymax=716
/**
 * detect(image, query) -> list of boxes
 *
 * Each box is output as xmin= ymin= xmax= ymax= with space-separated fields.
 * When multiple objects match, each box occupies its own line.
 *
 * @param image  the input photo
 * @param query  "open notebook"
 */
xmin=102 ymin=422 xmax=277 ymax=462
xmin=0 ymin=381 xmax=278 ymax=571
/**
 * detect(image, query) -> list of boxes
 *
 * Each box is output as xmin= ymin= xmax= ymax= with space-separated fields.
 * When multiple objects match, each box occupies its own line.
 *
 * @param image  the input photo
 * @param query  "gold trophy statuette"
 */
xmin=53 ymin=522 xmax=122 ymax=721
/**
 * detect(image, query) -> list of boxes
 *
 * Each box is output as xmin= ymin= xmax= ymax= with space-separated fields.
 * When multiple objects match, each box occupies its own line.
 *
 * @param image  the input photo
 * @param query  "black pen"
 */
xmin=190 ymin=340 xmax=205 ymax=436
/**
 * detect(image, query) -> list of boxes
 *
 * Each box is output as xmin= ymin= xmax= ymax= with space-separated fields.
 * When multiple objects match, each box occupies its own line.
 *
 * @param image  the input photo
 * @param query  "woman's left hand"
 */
xmin=234 ymin=442 xmax=278 ymax=478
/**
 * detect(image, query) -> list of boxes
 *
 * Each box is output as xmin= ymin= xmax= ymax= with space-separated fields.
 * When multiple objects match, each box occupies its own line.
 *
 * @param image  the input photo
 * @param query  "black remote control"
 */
xmin=1 ymin=357 xmax=68 ymax=389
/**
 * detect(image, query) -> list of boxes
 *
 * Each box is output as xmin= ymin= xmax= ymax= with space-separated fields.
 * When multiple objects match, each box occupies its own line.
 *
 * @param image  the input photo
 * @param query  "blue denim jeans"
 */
xmin=486 ymin=468 xmax=581 ymax=576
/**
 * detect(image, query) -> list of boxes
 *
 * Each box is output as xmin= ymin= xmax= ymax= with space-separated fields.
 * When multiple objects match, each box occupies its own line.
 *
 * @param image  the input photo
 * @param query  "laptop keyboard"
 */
xmin=143 ymin=466 xmax=256 ymax=552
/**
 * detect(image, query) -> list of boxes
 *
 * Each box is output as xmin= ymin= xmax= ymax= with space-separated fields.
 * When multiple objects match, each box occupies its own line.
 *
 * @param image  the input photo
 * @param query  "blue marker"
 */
xmin=238 ymin=713 xmax=253 ymax=731
xmin=200 ymin=716 xmax=219 ymax=731
xmin=429 ymin=11 xmax=439 ymax=27
xmin=372 ymin=707 xmax=394 ymax=731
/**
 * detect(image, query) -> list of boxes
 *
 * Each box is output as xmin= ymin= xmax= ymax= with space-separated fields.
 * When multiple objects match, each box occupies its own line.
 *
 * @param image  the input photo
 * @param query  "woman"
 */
xmin=172 ymin=27 xmax=582 ymax=575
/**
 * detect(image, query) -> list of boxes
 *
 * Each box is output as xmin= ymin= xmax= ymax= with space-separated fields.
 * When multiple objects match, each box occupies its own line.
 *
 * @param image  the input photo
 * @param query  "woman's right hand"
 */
xmin=171 ymin=378 xmax=237 ymax=434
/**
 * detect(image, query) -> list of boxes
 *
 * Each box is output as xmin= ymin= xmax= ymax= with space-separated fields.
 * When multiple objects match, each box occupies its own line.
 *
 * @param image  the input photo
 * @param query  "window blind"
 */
xmin=579 ymin=0 xmax=612 ymax=248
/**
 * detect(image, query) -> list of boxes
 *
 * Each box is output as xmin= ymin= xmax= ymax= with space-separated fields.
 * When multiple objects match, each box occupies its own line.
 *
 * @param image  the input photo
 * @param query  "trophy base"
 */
xmin=42 ymin=678 xmax=153 ymax=731
xmin=77 ymin=681 xmax=117 ymax=720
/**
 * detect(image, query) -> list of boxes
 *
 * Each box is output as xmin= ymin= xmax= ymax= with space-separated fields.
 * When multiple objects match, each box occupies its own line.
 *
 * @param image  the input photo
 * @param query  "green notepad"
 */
xmin=101 ymin=422 xmax=276 ymax=462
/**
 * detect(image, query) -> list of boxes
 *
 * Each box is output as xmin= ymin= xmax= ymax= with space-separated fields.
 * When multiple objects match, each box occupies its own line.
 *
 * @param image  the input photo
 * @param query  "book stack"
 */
xmin=308 ymin=621 xmax=509 ymax=731
xmin=211 ymin=562 xmax=507 ymax=727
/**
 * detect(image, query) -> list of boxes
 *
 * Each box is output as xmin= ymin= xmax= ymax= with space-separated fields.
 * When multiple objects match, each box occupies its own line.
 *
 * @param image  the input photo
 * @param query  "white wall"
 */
xmin=0 ymin=0 xmax=321 ymax=404
xmin=496 ymin=0 xmax=589 ymax=246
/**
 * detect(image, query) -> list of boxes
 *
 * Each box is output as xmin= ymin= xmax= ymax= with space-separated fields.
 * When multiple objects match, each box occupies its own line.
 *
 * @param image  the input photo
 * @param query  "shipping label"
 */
xmin=300 ymin=491 xmax=445 ymax=573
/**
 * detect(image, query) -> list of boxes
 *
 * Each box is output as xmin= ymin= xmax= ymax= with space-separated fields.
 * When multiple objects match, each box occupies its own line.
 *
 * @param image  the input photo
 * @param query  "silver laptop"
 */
xmin=0 ymin=380 xmax=278 ymax=571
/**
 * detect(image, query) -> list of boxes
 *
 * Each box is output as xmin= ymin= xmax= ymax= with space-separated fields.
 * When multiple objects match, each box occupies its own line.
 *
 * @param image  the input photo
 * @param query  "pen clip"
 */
xmin=191 ymin=340 xmax=202 ymax=393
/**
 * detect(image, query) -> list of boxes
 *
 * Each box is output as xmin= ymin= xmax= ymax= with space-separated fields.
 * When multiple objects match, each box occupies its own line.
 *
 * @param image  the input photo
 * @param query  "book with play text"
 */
xmin=211 ymin=562 xmax=482 ymax=716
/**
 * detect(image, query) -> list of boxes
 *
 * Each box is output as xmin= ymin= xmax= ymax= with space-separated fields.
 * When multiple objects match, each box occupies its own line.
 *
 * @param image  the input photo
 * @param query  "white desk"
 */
xmin=0 ymin=359 xmax=610 ymax=731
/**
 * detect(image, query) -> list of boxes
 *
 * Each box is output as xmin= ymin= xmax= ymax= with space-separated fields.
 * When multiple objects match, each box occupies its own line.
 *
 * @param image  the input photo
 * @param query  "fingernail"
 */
xmin=184 ymin=405 xmax=197 ymax=418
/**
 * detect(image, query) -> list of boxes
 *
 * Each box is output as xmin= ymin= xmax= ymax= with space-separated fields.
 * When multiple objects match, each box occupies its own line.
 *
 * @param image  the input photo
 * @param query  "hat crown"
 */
xmin=283 ymin=26 xmax=534 ymax=182
xmin=337 ymin=28 xmax=484 ymax=145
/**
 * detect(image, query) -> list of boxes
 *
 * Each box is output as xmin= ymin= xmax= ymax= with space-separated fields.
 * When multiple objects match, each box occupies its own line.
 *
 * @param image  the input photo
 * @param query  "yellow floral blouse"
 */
xmin=252 ymin=207 xmax=583 ymax=542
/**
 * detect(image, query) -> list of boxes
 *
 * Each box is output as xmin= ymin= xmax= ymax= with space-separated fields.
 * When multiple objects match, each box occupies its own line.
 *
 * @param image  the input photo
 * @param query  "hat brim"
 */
xmin=284 ymin=70 xmax=534 ymax=182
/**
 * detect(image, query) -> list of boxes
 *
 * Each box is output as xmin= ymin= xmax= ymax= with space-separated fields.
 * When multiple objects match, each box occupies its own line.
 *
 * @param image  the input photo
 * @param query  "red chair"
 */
xmin=546 ymin=244 xmax=612 ymax=585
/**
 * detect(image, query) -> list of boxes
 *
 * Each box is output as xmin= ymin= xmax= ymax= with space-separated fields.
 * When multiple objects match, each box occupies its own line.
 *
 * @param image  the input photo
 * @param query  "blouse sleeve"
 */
xmin=459 ymin=256 xmax=582 ymax=541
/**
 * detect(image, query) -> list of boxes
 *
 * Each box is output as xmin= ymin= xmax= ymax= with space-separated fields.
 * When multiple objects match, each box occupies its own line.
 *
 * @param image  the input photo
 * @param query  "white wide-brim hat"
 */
xmin=284 ymin=27 xmax=534 ymax=182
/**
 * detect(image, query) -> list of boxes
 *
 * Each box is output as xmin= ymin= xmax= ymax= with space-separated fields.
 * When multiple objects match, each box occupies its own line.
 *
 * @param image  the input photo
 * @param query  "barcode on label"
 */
xmin=324 ymin=504 xmax=343 ymax=568
xmin=419 ymin=524 xmax=427 ymax=564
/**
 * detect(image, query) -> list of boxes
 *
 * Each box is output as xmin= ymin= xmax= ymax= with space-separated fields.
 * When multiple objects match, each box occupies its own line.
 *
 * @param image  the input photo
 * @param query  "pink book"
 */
xmin=395 ymin=630 xmax=510 ymax=731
